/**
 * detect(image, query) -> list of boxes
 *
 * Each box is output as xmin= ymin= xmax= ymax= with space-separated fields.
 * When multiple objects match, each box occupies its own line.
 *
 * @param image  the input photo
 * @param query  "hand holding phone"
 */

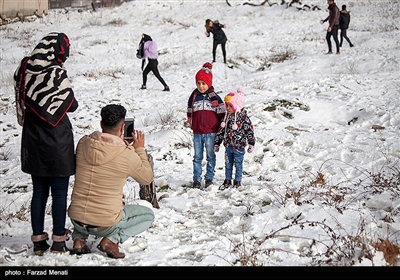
xmin=124 ymin=118 xmax=135 ymax=140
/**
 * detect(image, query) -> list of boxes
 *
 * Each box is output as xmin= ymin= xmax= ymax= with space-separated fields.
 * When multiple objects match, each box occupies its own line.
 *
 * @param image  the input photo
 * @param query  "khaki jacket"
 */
xmin=68 ymin=131 xmax=153 ymax=227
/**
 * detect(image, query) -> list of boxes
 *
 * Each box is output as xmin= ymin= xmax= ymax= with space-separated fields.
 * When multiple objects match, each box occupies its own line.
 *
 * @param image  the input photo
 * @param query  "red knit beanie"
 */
xmin=195 ymin=62 xmax=213 ymax=88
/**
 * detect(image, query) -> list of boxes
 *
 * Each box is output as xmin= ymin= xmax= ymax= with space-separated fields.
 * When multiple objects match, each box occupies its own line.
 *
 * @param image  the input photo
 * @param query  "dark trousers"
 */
xmin=31 ymin=176 xmax=70 ymax=236
xmin=340 ymin=29 xmax=353 ymax=47
xmin=142 ymin=59 xmax=168 ymax=88
xmin=326 ymin=25 xmax=340 ymax=52
xmin=212 ymin=41 xmax=227 ymax=63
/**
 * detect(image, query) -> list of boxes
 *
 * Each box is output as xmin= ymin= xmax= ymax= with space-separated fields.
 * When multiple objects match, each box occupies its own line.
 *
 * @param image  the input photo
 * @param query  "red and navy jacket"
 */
xmin=187 ymin=86 xmax=225 ymax=134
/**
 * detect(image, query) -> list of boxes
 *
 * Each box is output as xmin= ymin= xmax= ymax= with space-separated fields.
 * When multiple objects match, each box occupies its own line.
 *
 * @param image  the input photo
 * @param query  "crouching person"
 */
xmin=68 ymin=104 xmax=154 ymax=259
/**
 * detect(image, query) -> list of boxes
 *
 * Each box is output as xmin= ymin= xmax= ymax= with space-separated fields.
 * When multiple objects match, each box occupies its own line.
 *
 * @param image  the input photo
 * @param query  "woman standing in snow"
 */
xmin=139 ymin=33 xmax=170 ymax=91
xmin=14 ymin=32 xmax=78 ymax=256
xmin=205 ymin=19 xmax=228 ymax=63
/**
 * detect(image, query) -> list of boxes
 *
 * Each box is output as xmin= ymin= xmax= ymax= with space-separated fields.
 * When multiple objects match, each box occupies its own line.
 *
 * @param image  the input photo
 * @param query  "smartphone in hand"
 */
xmin=124 ymin=117 xmax=135 ymax=140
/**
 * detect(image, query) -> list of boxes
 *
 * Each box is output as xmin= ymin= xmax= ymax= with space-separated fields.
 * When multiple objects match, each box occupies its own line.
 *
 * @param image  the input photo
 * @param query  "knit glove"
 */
xmin=247 ymin=145 xmax=254 ymax=153
xmin=211 ymin=100 xmax=219 ymax=107
xmin=214 ymin=145 xmax=220 ymax=153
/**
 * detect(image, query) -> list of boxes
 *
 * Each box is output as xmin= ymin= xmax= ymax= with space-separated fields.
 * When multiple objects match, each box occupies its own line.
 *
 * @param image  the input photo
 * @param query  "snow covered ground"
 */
xmin=0 ymin=0 xmax=399 ymax=269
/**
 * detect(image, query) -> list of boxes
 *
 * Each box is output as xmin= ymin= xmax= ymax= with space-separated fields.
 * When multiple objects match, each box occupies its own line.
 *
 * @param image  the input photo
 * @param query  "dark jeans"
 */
xmin=31 ymin=176 xmax=70 ymax=236
xmin=212 ymin=41 xmax=227 ymax=63
xmin=340 ymin=29 xmax=353 ymax=46
xmin=326 ymin=25 xmax=340 ymax=52
xmin=142 ymin=58 xmax=168 ymax=88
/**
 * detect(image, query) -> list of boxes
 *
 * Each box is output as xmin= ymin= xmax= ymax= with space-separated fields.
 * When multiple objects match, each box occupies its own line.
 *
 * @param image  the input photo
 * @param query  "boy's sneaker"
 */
xmin=219 ymin=179 xmax=232 ymax=191
xmin=205 ymin=179 xmax=213 ymax=188
xmin=192 ymin=181 xmax=201 ymax=188
xmin=233 ymin=180 xmax=241 ymax=187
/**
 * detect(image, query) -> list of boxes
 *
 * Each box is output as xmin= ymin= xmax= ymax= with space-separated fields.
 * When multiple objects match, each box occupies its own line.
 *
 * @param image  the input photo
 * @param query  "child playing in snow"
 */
xmin=187 ymin=62 xmax=226 ymax=189
xmin=214 ymin=88 xmax=255 ymax=190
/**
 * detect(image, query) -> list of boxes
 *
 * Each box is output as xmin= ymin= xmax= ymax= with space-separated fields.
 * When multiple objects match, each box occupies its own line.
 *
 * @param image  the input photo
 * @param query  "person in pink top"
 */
xmin=139 ymin=34 xmax=170 ymax=91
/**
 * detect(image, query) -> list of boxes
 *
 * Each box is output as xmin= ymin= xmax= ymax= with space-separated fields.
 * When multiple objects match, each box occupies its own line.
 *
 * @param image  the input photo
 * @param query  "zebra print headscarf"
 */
xmin=14 ymin=32 xmax=75 ymax=127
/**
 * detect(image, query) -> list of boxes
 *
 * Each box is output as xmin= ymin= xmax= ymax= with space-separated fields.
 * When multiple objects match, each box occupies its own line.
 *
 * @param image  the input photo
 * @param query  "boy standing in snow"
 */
xmin=214 ymin=88 xmax=255 ymax=190
xmin=187 ymin=62 xmax=225 ymax=189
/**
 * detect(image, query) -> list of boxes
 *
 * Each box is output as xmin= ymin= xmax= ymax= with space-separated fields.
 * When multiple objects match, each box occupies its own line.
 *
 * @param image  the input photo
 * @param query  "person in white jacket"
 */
xmin=139 ymin=34 xmax=170 ymax=91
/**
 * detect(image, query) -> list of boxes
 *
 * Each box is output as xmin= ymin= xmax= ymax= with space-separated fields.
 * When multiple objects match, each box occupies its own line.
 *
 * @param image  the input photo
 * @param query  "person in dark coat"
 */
xmin=205 ymin=19 xmax=228 ymax=63
xmin=339 ymin=4 xmax=354 ymax=47
xmin=321 ymin=0 xmax=340 ymax=54
xmin=14 ymin=32 xmax=78 ymax=256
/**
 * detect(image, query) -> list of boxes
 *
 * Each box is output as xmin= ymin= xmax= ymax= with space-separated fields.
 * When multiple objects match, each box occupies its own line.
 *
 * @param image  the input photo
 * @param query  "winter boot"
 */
xmin=50 ymin=229 xmax=71 ymax=254
xmin=31 ymin=232 xmax=50 ymax=256
xmin=233 ymin=180 xmax=241 ymax=187
xmin=219 ymin=179 xmax=232 ymax=191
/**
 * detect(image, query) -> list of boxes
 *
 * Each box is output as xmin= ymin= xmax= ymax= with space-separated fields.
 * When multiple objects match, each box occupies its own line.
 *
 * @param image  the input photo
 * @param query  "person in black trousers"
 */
xmin=139 ymin=34 xmax=169 ymax=91
xmin=339 ymin=4 xmax=354 ymax=47
xmin=321 ymin=0 xmax=340 ymax=54
xmin=205 ymin=19 xmax=228 ymax=63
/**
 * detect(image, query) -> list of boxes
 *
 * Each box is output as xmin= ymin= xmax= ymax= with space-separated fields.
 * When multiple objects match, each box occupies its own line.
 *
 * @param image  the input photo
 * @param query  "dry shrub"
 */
xmin=370 ymin=238 xmax=400 ymax=265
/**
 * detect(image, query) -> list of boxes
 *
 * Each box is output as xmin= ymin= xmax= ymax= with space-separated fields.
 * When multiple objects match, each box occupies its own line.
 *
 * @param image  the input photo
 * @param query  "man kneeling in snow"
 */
xmin=68 ymin=104 xmax=154 ymax=259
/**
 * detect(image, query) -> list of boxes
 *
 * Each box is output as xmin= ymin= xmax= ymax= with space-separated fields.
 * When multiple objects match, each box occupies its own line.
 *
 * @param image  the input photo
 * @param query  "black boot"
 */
xmin=50 ymin=229 xmax=71 ymax=254
xmin=218 ymin=179 xmax=232 ymax=191
xmin=31 ymin=232 xmax=50 ymax=256
xmin=50 ymin=241 xmax=70 ymax=254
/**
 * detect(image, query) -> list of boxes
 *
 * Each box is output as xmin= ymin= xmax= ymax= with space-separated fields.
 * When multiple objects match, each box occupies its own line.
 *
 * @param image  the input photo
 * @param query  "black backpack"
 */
xmin=136 ymin=41 xmax=144 ymax=59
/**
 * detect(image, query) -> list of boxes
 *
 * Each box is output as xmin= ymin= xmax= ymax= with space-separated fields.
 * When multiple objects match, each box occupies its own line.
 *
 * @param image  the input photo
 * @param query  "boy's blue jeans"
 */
xmin=193 ymin=133 xmax=216 ymax=182
xmin=224 ymin=146 xmax=245 ymax=182
xmin=71 ymin=204 xmax=154 ymax=244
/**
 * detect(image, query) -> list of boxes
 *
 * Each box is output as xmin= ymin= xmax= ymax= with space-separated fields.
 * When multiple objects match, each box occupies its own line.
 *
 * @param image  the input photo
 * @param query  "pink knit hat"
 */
xmin=221 ymin=87 xmax=245 ymax=130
